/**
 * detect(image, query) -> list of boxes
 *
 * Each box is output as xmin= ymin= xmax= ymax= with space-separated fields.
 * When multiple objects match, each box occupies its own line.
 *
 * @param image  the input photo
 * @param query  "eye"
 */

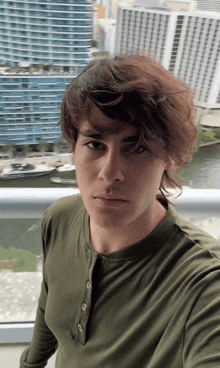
xmin=135 ymin=145 xmax=146 ymax=154
xmin=126 ymin=144 xmax=146 ymax=154
xmin=86 ymin=141 xmax=104 ymax=150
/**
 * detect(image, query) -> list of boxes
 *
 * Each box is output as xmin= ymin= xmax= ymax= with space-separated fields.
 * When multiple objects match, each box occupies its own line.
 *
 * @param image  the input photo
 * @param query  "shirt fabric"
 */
xmin=20 ymin=195 xmax=220 ymax=368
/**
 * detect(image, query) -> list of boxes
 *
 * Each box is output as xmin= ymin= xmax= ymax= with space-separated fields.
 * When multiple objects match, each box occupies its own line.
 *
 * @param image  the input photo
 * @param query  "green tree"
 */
xmin=36 ymin=64 xmax=44 ymax=71
xmin=214 ymin=129 xmax=220 ymax=140
xmin=90 ymin=39 xmax=98 ymax=47
xmin=54 ymin=140 xmax=63 ymax=154
xmin=204 ymin=131 xmax=215 ymax=140
xmin=0 ymin=247 xmax=37 ymax=272
xmin=3 ymin=142 xmax=16 ymax=158
xmin=23 ymin=145 xmax=32 ymax=157
xmin=197 ymin=129 xmax=217 ymax=146
xmin=38 ymin=141 xmax=48 ymax=156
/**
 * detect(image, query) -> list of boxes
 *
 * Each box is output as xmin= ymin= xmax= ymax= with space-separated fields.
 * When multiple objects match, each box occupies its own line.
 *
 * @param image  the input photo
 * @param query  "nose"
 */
xmin=98 ymin=149 xmax=124 ymax=184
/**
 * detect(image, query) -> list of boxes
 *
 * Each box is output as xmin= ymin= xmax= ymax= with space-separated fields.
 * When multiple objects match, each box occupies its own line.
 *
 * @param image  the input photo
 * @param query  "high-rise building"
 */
xmin=196 ymin=0 xmax=220 ymax=12
xmin=0 ymin=0 xmax=92 ymax=147
xmin=116 ymin=5 xmax=220 ymax=108
xmin=99 ymin=18 xmax=116 ymax=55
xmin=0 ymin=73 xmax=77 ymax=147
xmin=0 ymin=0 xmax=92 ymax=73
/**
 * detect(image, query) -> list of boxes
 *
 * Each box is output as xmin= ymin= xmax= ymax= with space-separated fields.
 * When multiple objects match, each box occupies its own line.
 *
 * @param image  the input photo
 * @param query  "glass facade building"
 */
xmin=0 ymin=0 xmax=92 ymax=73
xmin=0 ymin=0 xmax=92 ymax=147
xmin=0 ymin=74 xmax=76 ymax=146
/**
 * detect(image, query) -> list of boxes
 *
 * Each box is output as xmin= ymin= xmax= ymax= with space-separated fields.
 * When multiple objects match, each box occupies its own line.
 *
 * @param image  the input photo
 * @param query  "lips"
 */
xmin=94 ymin=195 xmax=127 ymax=201
xmin=94 ymin=196 xmax=128 ymax=207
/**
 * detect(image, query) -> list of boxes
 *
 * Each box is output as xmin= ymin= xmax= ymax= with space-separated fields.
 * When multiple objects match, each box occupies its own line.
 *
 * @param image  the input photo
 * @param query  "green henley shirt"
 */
xmin=20 ymin=195 xmax=220 ymax=367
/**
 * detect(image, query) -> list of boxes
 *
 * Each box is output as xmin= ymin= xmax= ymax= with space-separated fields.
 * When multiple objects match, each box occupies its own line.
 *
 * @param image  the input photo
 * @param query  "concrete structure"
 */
xmin=92 ymin=3 xmax=106 ymax=40
xmin=167 ymin=0 xmax=197 ymax=12
xmin=116 ymin=5 xmax=220 ymax=108
xmin=95 ymin=0 xmax=112 ymax=18
xmin=99 ymin=18 xmax=117 ymax=55
xmin=134 ymin=0 xmax=165 ymax=9
xmin=0 ymin=72 xmax=76 ymax=147
xmin=111 ymin=0 xmax=135 ymax=19
xmin=0 ymin=0 xmax=92 ymax=74
xmin=196 ymin=0 xmax=220 ymax=12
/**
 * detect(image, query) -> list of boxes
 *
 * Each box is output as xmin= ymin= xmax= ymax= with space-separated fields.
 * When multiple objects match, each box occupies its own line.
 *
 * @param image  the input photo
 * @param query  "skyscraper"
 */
xmin=0 ymin=0 xmax=92 ymax=147
xmin=0 ymin=0 xmax=92 ymax=73
xmin=196 ymin=0 xmax=220 ymax=12
xmin=116 ymin=5 xmax=220 ymax=109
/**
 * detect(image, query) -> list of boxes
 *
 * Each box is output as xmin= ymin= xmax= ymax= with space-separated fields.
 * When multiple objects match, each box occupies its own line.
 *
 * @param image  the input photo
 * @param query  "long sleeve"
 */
xmin=19 ymin=214 xmax=58 ymax=368
xmin=19 ymin=304 xmax=58 ymax=368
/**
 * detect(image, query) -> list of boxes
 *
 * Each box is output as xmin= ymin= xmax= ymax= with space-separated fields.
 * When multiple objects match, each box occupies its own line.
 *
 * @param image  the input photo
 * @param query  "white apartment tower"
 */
xmin=99 ymin=19 xmax=117 ymax=55
xmin=196 ymin=0 xmax=220 ymax=12
xmin=116 ymin=5 xmax=220 ymax=108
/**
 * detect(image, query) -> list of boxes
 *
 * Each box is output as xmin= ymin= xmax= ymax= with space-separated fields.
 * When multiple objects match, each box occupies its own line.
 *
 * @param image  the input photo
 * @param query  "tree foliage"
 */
xmin=0 ymin=247 xmax=37 ymax=272
xmin=38 ymin=141 xmax=48 ymax=155
xmin=3 ymin=142 xmax=16 ymax=158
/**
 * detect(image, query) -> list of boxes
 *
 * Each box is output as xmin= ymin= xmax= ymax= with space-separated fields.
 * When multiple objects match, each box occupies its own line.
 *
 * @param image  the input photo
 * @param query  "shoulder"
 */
xmin=173 ymin=207 xmax=220 ymax=260
xmin=45 ymin=194 xmax=84 ymax=219
xmin=41 ymin=195 xmax=85 ymax=240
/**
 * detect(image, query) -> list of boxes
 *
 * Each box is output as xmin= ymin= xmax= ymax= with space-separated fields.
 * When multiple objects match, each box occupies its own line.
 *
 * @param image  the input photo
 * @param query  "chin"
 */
xmin=90 ymin=209 xmax=130 ymax=229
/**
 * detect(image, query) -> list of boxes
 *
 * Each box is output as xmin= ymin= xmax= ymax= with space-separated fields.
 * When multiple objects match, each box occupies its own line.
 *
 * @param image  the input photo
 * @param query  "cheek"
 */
xmin=75 ymin=160 xmax=95 ymax=184
xmin=135 ymin=165 xmax=164 ymax=191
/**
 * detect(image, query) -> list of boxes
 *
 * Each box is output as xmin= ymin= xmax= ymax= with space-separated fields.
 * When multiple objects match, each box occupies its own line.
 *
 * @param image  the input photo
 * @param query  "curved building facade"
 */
xmin=0 ymin=0 xmax=92 ymax=73
xmin=0 ymin=74 xmax=76 ymax=146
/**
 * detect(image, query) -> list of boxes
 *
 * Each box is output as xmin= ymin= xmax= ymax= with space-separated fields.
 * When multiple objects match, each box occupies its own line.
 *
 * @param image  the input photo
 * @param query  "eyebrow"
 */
xmin=79 ymin=129 xmax=140 ymax=144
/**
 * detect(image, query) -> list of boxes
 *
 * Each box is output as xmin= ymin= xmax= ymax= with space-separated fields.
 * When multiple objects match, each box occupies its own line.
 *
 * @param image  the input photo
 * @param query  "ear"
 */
xmin=165 ymin=157 xmax=178 ymax=171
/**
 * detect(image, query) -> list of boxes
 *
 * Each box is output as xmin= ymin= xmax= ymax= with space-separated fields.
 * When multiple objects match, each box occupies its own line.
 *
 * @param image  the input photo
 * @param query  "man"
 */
xmin=20 ymin=55 xmax=220 ymax=367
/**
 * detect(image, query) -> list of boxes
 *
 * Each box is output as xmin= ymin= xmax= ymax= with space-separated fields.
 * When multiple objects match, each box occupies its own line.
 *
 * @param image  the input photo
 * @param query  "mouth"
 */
xmin=94 ymin=196 xmax=128 ymax=207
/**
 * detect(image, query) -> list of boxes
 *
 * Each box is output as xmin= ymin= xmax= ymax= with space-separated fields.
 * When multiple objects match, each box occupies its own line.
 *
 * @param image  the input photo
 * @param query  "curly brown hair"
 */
xmin=60 ymin=54 xmax=198 ymax=199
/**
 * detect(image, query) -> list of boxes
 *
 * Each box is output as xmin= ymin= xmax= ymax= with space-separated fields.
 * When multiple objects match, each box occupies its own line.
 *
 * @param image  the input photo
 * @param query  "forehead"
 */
xmin=78 ymin=104 xmax=138 ymax=138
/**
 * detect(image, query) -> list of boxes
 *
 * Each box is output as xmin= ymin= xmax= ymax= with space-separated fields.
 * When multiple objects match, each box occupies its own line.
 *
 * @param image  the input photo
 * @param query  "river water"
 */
xmin=180 ymin=143 xmax=220 ymax=189
xmin=0 ymin=143 xmax=219 ymax=189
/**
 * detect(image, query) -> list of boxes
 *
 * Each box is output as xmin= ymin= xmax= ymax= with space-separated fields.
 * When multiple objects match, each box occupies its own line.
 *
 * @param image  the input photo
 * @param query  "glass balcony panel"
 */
xmin=0 ymin=218 xmax=42 ymax=323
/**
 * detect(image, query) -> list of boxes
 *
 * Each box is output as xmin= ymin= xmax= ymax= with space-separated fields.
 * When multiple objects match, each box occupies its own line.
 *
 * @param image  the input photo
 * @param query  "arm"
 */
xmin=19 ymin=305 xmax=58 ymax=368
xmin=20 ymin=215 xmax=58 ymax=368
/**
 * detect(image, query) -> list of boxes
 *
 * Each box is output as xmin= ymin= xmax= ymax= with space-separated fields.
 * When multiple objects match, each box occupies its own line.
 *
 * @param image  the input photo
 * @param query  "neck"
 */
xmin=89 ymin=200 xmax=167 ymax=254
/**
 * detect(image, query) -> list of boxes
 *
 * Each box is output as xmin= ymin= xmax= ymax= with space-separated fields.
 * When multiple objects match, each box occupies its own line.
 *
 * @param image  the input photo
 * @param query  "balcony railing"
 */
xmin=0 ymin=187 xmax=220 ymax=344
xmin=1 ymin=187 xmax=220 ymax=219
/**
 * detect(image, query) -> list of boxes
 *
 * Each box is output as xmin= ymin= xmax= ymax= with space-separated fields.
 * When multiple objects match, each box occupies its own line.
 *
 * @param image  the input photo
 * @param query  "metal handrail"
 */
xmin=0 ymin=187 xmax=220 ymax=218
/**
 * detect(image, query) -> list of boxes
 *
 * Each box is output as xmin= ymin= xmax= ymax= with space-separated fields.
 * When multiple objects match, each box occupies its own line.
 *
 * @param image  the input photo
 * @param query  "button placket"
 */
xmin=76 ymin=255 xmax=97 ymax=345
xmin=82 ymin=302 xmax=89 ymax=312
xmin=77 ymin=323 xmax=83 ymax=333
xmin=77 ymin=279 xmax=92 ymax=343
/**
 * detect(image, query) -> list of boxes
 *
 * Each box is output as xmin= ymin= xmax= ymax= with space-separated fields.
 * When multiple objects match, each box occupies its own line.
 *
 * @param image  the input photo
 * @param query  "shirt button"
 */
xmin=82 ymin=303 xmax=89 ymax=312
xmin=86 ymin=281 xmax=91 ymax=290
xmin=78 ymin=324 xmax=83 ymax=332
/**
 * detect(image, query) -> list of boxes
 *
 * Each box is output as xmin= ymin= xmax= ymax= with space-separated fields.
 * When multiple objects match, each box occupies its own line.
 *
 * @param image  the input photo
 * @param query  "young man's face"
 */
xmin=73 ymin=105 xmax=171 ymax=230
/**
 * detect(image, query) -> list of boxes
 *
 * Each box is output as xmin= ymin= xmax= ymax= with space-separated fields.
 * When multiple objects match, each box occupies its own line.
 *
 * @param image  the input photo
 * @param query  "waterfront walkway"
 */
xmin=200 ymin=109 xmax=220 ymax=129
xmin=0 ymin=153 xmax=72 ymax=170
